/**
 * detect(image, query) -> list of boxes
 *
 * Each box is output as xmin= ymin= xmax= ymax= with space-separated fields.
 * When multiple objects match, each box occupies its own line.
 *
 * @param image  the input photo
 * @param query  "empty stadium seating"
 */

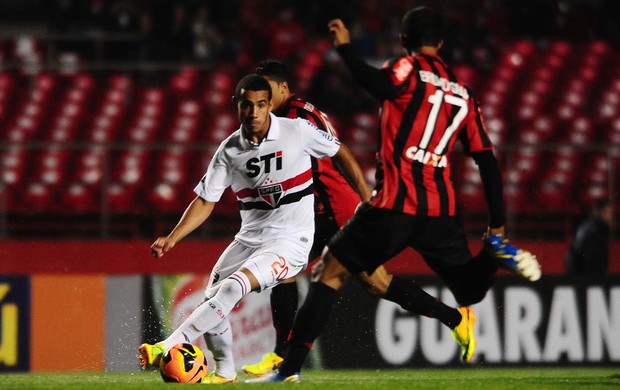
xmin=1 ymin=39 xmax=618 ymax=238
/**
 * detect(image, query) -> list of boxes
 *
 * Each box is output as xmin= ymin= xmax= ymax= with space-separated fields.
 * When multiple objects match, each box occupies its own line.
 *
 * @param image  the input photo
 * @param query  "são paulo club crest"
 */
xmin=258 ymin=180 xmax=283 ymax=208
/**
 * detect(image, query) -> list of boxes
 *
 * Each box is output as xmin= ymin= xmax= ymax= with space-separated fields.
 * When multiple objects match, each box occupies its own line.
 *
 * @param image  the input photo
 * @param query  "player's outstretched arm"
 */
xmin=471 ymin=150 xmax=505 ymax=235
xmin=328 ymin=19 xmax=397 ymax=101
xmin=150 ymin=196 xmax=215 ymax=258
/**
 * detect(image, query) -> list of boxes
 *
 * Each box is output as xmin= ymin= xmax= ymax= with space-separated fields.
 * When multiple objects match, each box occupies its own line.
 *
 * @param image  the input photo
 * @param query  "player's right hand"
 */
xmin=151 ymin=237 xmax=175 ymax=258
xmin=328 ymin=19 xmax=350 ymax=47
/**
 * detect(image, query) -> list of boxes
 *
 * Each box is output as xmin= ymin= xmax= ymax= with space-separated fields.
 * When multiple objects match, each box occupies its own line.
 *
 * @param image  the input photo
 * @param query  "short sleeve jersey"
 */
xmin=280 ymin=95 xmax=360 ymax=227
xmin=371 ymin=53 xmax=493 ymax=216
xmin=194 ymin=113 xmax=341 ymax=247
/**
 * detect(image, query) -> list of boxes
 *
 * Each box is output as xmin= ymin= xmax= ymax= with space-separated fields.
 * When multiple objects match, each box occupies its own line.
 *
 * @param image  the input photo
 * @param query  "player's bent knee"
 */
xmin=362 ymin=282 xmax=383 ymax=297
xmin=358 ymin=276 xmax=387 ymax=297
xmin=358 ymin=267 xmax=392 ymax=297
xmin=316 ymin=251 xmax=350 ymax=289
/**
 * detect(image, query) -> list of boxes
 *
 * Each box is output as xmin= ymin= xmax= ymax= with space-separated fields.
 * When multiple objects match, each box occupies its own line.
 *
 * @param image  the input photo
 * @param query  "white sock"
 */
xmin=204 ymin=317 xmax=236 ymax=379
xmin=162 ymin=272 xmax=251 ymax=350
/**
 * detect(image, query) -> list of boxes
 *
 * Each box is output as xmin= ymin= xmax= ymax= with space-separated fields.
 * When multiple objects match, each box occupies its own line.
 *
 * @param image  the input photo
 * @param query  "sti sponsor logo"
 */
xmin=246 ymin=151 xmax=283 ymax=178
xmin=405 ymin=146 xmax=447 ymax=168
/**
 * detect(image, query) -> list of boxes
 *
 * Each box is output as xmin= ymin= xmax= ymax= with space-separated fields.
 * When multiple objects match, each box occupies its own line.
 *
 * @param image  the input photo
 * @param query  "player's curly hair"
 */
xmin=233 ymin=74 xmax=272 ymax=102
xmin=401 ymin=6 xmax=444 ymax=50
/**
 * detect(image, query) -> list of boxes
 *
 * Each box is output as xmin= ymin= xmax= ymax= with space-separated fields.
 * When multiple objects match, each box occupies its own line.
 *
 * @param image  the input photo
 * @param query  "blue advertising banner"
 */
xmin=0 ymin=275 xmax=30 ymax=372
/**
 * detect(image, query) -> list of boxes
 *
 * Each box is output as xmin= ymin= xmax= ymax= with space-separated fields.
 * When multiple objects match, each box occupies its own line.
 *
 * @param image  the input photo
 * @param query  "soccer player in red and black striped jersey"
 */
xmin=253 ymin=6 xmax=540 ymax=383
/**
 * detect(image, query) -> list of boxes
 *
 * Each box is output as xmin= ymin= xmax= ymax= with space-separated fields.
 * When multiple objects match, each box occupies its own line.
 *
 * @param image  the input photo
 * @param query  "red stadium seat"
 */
xmin=532 ymin=116 xmax=557 ymax=142
xmin=363 ymin=166 xmax=376 ymax=190
xmin=497 ymin=40 xmax=535 ymax=70
xmin=458 ymin=182 xmax=487 ymax=214
xmin=577 ymin=153 xmax=609 ymax=208
xmin=210 ymin=71 xmax=234 ymax=92
xmin=72 ymin=72 xmax=96 ymax=90
xmin=564 ymin=117 xmax=595 ymax=144
xmin=71 ymin=148 xmax=107 ymax=186
xmin=580 ymin=183 xmax=609 ymax=207
xmin=103 ymin=148 xmax=151 ymax=214
xmin=106 ymin=183 xmax=140 ymax=214
xmin=347 ymin=125 xmax=375 ymax=147
xmin=153 ymin=149 xmax=192 ymax=187
xmin=22 ymin=182 xmax=52 ymax=212
xmin=597 ymin=91 xmax=619 ymax=121
xmin=169 ymin=67 xmax=201 ymax=99
xmin=606 ymin=117 xmax=620 ymax=143
xmin=505 ymin=148 xmax=541 ymax=183
xmin=504 ymin=182 xmax=530 ymax=211
xmin=485 ymin=118 xmax=507 ymax=145
xmin=165 ymin=100 xmax=202 ymax=144
xmin=22 ymin=149 xmax=71 ymax=213
xmin=108 ymin=74 xmax=133 ymax=91
xmin=88 ymin=114 xmax=119 ymax=143
xmin=111 ymin=149 xmax=151 ymax=187
xmin=452 ymin=64 xmax=478 ymax=89
xmin=204 ymin=89 xmax=230 ymax=112
xmin=1 ymin=147 xmax=29 ymax=190
xmin=588 ymin=41 xmax=611 ymax=56
xmin=147 ymin=183 xmax=192 ymax=213
xmin=515 ymin=104 xmax=538 ymax=123
xmin=536 ymin=180 xmax=574 ymax=211
xmin=62 ymin=183 xmax=99 ymax=213
xmin=206 ymin=112 xmax=236 ymax=145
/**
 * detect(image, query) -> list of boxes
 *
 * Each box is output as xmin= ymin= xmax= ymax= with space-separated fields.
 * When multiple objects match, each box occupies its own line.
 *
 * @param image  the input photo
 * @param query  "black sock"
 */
xmin=384 ymin=276 xmax=462 ymax=329
xmin=270 ymin=281 xmax=299 ymax=357
xmin=278 ymin=282 xmax=337 ymax=377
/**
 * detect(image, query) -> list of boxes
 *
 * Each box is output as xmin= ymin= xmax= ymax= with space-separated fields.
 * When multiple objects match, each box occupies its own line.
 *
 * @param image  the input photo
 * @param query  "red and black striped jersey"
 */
xmin=278 ymin=94 xmax=359 ymax=226
xmin=371 ymin=53 xmax=493 ymax=216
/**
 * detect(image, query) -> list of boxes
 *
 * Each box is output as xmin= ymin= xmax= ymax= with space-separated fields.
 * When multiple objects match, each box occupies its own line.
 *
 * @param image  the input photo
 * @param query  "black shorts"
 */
xmin=328 ymin=203 xmax=497 ymax=305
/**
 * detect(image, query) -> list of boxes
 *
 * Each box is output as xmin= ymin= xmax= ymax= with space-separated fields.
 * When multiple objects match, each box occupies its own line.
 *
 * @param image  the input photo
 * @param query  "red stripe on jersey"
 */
xmin=371 ymin=53 xmax=492 ymax=216
xmin=235 ymin=168 xmax=312 ymax=199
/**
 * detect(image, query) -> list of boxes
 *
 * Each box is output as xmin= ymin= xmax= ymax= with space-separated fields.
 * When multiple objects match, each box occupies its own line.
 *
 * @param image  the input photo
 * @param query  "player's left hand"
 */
xmin=328 ymin=19 xmax=350 ymax=47
xmin=150 ymin=236 xmax=175 ymax=258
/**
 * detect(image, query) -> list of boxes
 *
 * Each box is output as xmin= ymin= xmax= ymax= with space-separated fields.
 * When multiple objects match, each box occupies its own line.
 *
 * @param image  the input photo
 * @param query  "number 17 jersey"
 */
xmin=372 ymin=53 xmax=493 ymax=217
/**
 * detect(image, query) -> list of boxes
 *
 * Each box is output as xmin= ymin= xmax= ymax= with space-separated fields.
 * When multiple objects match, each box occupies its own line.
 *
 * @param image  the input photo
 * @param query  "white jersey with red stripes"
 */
xmin=194 ymin=113 xmax=341 ymax=247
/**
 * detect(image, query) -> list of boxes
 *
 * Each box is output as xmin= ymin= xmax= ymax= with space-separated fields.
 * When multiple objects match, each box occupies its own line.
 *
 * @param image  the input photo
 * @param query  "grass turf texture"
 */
xmin=1 ymin=368 xmax=619 ymax=389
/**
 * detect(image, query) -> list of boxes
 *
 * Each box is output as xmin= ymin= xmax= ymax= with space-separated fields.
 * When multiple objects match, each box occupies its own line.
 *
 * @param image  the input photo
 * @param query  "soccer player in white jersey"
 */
xmin=137 ymin=74 xmax=369 ymax=384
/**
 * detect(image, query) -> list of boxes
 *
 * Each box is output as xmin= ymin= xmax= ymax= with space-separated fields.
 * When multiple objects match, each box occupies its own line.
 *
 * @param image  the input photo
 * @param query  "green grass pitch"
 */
xmin=1 ymin=368 xmax=619 ymax=389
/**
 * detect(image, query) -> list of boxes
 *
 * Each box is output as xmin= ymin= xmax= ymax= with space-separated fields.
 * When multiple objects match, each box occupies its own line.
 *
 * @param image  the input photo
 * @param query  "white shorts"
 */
xmin=205 ymin=238 xmax=310 ymax=298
